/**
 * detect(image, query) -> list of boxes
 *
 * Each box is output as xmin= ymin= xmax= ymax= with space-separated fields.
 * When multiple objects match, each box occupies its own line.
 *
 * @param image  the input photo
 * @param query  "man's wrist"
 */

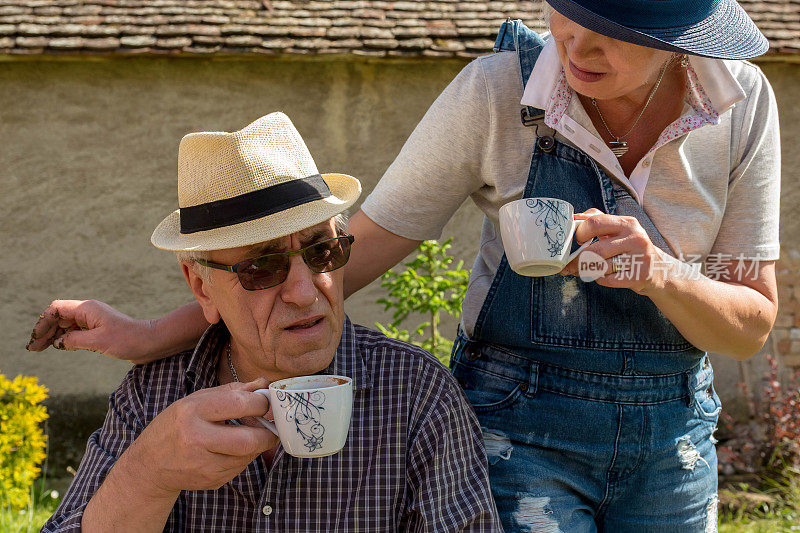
xmin=115 ymin=438 xmax=181 ymax=503
xmin=83 ymin=441 xmax=179 ymax=532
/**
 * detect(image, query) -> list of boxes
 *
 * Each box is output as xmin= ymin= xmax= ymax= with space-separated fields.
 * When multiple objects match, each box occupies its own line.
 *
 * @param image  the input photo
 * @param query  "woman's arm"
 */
xmin=563 ymin=211 xmax=778 ymax=360
xmin=27 ymin=299 xmax=209 ymax=364
xmin=343 ymin=210 xmax=423 ymax=297
xmin=643 ymin=256 xmax=777 ymax=360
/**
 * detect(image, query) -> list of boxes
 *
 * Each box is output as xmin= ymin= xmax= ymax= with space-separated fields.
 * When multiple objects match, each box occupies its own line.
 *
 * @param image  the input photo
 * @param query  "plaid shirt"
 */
xmin=43 ymin=317 xmax=500 ymax=532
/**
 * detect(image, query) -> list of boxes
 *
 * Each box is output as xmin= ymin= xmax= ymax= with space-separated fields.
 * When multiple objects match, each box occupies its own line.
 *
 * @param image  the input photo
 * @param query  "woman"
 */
xmin=30 ymin=1 xmax=780 ymax=530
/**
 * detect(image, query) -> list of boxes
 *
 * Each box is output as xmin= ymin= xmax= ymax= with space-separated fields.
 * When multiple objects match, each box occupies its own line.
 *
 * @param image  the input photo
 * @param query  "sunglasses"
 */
xmin=195 ymin=235 xmax=355 ymax=291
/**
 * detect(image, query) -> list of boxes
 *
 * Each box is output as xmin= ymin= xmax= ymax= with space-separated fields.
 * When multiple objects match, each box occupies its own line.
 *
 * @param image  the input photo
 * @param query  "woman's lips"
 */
xmin=568 ymin=60 xmax=606 ymax=83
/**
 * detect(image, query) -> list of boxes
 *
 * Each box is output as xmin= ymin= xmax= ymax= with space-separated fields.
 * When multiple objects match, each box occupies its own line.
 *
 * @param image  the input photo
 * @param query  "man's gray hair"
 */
xmin=176 ymin=213 xmax=349 ymax=283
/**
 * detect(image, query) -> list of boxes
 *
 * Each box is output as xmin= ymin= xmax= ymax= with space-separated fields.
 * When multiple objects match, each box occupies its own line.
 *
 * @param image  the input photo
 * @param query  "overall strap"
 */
xmin=493 ymin=19 xmax=676 ymax=257
xmin=493 ymin=19 xmax=552 ymax=136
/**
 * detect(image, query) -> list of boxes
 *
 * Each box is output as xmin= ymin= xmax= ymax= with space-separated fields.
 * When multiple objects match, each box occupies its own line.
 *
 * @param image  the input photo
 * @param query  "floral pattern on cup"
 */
xmin=526 ymin=198 xmax=571 ymax=257
xmin=275 ymin=389 xmax=326 ymax=452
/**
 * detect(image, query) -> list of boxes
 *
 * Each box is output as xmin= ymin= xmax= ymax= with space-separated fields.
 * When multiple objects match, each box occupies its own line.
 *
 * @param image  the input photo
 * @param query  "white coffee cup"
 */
xmin=254 ymin=375 xmax=353 ymax=458
xmin=499 ymin=197 xmax=593 ymax=277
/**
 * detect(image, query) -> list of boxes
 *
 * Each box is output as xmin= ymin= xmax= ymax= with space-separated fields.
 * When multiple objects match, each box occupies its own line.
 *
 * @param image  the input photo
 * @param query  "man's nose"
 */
xmin=279 ymin=254 xmax=318 ymax=307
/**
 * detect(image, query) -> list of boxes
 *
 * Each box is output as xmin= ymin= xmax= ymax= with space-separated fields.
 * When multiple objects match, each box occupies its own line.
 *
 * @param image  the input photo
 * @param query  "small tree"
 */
xmin=375 ymin=239 xmax=469 ymax=366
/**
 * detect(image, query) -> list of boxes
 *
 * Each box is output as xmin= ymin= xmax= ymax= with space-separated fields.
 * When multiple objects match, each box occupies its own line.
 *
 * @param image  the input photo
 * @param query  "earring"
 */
xmin=681 ymin=54 xmax=689 ymax=69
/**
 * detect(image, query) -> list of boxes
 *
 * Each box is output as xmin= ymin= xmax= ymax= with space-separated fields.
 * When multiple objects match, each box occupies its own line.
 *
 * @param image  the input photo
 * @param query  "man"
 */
xmin=42 ymin=113 xmax=499 ymax=532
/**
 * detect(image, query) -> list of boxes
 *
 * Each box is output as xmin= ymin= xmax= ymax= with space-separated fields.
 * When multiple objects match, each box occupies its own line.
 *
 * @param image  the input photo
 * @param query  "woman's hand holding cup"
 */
xmin=561 ymin=208 xmax=676 ymax=294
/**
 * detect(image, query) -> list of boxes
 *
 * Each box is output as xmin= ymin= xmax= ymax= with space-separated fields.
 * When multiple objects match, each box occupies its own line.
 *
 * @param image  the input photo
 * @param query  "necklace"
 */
xmin=590 ymin=56 xmax=674 ymax=158
xmin=226 ymin=341 xmax=239 ymax=382
xmin=225 ymin=343 xmax=273 ymax=423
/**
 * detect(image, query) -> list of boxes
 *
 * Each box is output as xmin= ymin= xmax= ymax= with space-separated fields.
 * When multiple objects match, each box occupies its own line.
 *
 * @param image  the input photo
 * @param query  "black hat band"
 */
xmin=180 ymin=174 xmax=331 ymax=234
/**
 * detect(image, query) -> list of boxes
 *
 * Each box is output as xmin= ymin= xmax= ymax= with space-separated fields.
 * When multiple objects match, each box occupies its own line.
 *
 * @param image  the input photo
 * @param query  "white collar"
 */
xmin=520 ymin=38 xmax=746 ymax=116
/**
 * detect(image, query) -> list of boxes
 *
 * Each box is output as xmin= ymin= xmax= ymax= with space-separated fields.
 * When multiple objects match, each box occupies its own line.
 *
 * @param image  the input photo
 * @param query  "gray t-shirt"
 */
xmin=361 ymin=47 xmax=781 ymax=336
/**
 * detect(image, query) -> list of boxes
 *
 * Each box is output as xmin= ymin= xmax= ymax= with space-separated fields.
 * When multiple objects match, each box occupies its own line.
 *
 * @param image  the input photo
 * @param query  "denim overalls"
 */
xmin=450 ymin=21 xmax=722 ymax=532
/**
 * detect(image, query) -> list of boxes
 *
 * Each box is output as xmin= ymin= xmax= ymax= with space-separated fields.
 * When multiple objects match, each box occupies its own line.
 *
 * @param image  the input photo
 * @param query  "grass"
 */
xmin=0 ymin=483 xmax=61 ymax=533
xmin=719 ymin=469 xmax=800 ymax=532
xmin=720 ymin=518 xmax=800 ymax=532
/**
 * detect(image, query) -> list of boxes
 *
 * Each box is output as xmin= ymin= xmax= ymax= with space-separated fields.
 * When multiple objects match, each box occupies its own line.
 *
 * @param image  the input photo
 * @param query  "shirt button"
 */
xmin=642 ymin=158 xmax=651 ymax=168
xmin=262 ymin=505 xmax=273 ymax=516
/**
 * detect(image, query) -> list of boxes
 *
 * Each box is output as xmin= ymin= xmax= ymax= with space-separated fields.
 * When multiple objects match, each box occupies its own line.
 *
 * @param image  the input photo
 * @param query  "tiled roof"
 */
xmin=0 ymin=1 xmax=797 ymax=57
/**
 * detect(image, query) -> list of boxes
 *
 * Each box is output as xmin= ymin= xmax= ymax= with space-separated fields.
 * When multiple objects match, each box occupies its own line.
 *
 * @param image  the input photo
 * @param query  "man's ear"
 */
xmin=181 ymin=262 xmax=221 ymax=325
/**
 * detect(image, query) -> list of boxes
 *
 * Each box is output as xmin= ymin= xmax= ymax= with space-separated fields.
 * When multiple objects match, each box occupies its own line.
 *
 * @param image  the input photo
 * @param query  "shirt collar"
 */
xmin=184 ymin=321 xmax=226 ymax=393
xmin=322 ymin=316 xmax=371 ymax=392
xmin=520 ymin=38 xmax=746 ymax=117
xmin=183 ymin=316 xmax=371 ymax=393
xmin=685 ymin=57 xmax=746 ymax=116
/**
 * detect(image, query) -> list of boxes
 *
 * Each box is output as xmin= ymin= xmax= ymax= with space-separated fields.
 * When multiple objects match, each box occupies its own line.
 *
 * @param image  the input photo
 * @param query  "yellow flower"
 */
xmin=0 ymin=374 xmax=49 ymax=509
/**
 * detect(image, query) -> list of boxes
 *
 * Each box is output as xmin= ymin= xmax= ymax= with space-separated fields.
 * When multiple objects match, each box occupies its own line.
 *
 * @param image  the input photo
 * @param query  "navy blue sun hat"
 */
xmin=545 ymin=0 xmax=769 ymax=59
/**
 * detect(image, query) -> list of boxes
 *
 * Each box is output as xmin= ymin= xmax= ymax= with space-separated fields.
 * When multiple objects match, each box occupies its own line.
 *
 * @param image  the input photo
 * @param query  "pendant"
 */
xmin=609 ymin=139 xmax=628 ymax=158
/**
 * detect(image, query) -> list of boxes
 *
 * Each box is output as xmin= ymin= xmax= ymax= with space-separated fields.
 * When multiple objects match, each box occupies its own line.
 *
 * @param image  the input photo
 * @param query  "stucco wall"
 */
xmin=1 ymin=55 xmax=798 ymax=470
xmin=1 ymin=55 xmax=471 ymax=397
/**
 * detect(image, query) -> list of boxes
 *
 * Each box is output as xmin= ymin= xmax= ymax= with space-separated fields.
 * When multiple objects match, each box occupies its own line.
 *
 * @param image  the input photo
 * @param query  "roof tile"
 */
xmin=16 ymin=36 xmax=48 ymax=47
xmin=155 ymin=36 xmax=191 ymax=47
xmin=0 ymin=6 xmax=30 ymax=16
xmin=0 ymin=1 xmax=795 ymax=57
xmin=225 ymin=34 xmax=261 ymax=45
xmin=83 ymin=37 xmax=121 ymax=49
xmin=120 ymin=34 xmax=156 ymax=46
xmin=49 ymin=36 xmax=83 ymax=48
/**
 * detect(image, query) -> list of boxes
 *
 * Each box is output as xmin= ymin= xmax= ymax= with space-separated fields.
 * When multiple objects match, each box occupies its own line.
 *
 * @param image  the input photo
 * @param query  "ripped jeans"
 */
xmin=451 ymin=339 xmax=720 ymax=533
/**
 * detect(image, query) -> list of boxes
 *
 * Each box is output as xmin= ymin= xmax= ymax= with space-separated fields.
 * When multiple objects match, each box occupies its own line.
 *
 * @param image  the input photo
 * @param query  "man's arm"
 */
xmin=41 ymin=393 xmax=145 ymax=531
xmin=42 ymin=373 xmax=278 ymax=532
xmin=405 ymin=368 xmax=501 ymax=532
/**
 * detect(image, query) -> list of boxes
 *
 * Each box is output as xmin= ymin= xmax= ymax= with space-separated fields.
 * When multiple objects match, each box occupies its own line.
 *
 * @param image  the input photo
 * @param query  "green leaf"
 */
xmin=374 ymin=239 xmax=469 ymax=366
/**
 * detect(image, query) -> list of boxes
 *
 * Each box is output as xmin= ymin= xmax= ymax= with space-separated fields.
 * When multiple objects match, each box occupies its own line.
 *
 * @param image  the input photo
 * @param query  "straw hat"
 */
xmin=151 ymin=112 xmax=361 ymax=252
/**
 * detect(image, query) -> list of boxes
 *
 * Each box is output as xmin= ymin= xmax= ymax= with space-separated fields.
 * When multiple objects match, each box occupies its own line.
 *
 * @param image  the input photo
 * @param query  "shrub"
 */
xmin=0 ymin=374 xmax=49 ymax=510
xmin=375 ymin=239 xmax=469 ymax=366
xmin=716 ymin=356 xmax=800 ymax=525
xmin=718 ymin=355 xmax=800 ymax=479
